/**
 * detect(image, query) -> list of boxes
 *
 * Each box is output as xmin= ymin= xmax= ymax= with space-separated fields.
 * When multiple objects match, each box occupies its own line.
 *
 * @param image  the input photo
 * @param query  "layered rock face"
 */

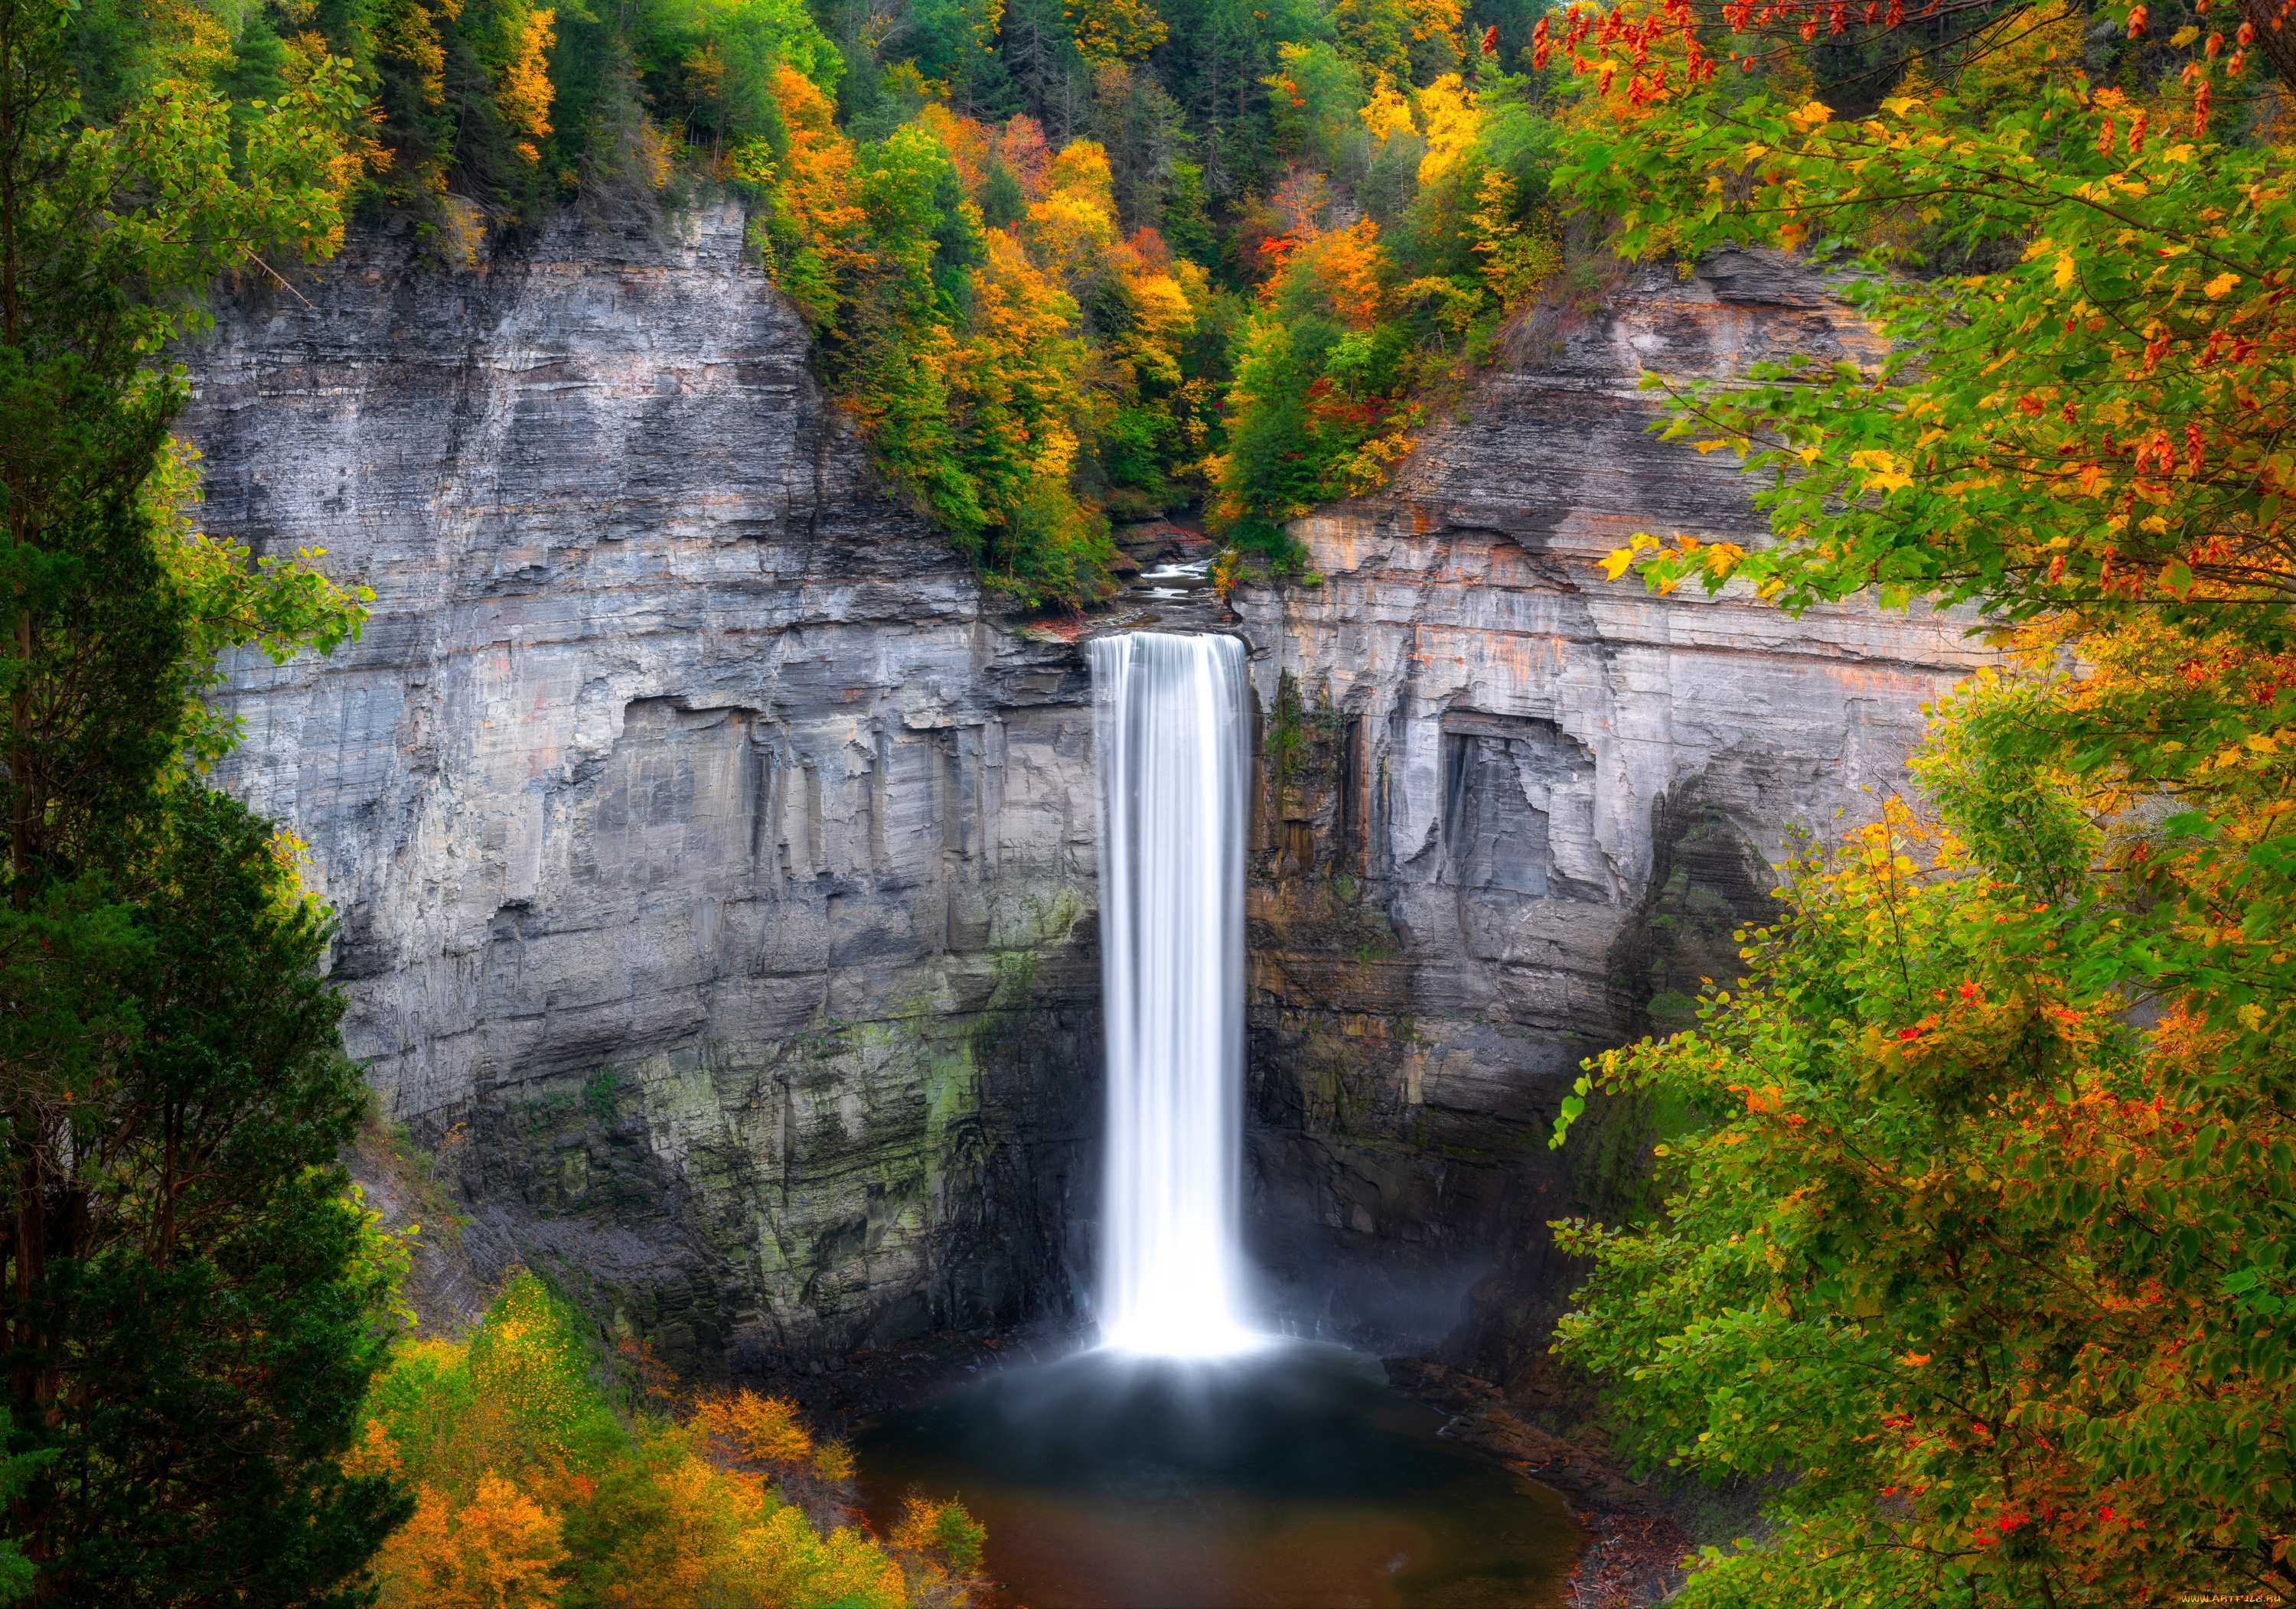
xmin=185 ymin=204 xmax=1101 ymax=1366
xmin=1228 ymin=253 xmax=1991 ymax=1370
xmin=188 ymin=214 xmax=1984 ymax=1376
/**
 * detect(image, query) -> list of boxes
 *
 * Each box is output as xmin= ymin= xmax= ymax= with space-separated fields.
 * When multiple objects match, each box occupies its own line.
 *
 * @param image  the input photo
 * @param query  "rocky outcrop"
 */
xmin=188 ymin=216 xmax=1984 ymax=1377
xmin=186 ymin=204 xmax=1101 ymax=1367
xmin=1229 ymin=251 xmax=1991 ymax=1368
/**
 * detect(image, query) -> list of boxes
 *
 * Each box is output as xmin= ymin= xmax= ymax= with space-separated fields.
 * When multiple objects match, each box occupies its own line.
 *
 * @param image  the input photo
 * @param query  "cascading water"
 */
xmin=1088 ymin=630 xmax=1261 ymax=1359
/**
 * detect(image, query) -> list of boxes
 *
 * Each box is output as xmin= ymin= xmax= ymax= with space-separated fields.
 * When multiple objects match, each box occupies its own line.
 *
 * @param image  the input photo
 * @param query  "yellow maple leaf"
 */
xmin=1600 ymin=548 xmax=1637 ymax=581
xmin=2203 ymin=270 xmax=2241 ymax=298
xmin=1861 ymin=454 xmax=1915 ymax=492
xmin=2055 ymin=255 xmax=2077 ymax=290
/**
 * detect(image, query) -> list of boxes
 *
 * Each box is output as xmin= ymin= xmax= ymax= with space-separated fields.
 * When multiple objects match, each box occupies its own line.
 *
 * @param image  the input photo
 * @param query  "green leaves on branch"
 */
xmin=1564 ymin=65 xmax=2295 ymax=641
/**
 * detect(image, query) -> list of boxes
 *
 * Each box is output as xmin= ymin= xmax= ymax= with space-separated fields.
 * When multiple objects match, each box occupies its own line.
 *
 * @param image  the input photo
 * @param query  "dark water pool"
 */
xmin=854 ymin=1341 xmax=1586 ymax=1609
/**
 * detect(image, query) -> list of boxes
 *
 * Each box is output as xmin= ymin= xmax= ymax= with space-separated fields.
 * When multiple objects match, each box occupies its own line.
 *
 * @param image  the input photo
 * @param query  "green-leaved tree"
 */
xmin=0 ymin=0 xmax=409 ymax=1598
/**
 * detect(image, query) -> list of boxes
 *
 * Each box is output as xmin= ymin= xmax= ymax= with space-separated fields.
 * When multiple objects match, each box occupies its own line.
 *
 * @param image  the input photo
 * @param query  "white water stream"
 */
xmin=1089 ymin=630 xmax=1261 ymax=1358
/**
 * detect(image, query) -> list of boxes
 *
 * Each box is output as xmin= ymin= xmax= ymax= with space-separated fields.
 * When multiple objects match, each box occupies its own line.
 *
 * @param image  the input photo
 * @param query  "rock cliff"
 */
xmin=186 ymin=204 xmax=1101 ymax=1368
xmin=185 ymin=213 xmax=1985 ymax=1376
xmin=1228 ymin=252 xmax=1991 ymax=1370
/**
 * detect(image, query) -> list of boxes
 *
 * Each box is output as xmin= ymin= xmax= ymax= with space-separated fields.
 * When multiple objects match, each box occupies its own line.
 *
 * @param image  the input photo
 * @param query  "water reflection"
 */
xmin=855 ymin=1341 xmax=1585 ymax=1609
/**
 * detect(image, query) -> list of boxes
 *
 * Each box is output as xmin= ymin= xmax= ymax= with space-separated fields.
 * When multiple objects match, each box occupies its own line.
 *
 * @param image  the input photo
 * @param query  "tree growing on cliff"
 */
xmin=0 ymin=0 xmax=408 ymax=1595
xmin=1547 ymin=0 xmax=2296 ymax=1598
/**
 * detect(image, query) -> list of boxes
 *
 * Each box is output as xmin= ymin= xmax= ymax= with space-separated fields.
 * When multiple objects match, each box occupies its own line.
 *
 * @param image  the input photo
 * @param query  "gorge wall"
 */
xmin=186 ymin=204 xmax=1103 ymax=1370
xmin=184 ymin=208 xmax=1986 ymax=1375
xmin=1230 ymin=252 xmax=1989 ymax=1375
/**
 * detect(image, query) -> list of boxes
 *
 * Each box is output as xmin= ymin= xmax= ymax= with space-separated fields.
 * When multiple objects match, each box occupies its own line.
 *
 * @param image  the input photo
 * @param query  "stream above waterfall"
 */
xmin=853 ymin=1342 xmax=1587 ymax=1609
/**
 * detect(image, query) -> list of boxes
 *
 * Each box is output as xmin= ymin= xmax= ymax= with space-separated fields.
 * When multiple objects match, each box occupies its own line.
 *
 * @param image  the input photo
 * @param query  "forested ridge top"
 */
xmin=62 ymin=0 xmax=2296 ymax=611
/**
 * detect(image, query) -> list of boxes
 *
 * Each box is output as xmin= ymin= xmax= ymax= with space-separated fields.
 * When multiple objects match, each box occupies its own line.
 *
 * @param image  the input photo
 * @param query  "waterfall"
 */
xmin=1089 ymin=630 xmax=1261 ymax=1358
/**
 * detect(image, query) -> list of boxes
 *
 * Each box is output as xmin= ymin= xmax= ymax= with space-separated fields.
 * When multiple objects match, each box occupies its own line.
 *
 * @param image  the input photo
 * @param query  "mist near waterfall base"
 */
xmin=855 ymin=1343 xmax=1584 ymax=1608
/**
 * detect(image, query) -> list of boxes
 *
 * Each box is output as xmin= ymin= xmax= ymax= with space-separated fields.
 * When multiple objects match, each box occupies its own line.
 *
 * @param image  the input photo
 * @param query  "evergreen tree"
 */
xmin=0 ymin=0 xmax=406 ymax=1597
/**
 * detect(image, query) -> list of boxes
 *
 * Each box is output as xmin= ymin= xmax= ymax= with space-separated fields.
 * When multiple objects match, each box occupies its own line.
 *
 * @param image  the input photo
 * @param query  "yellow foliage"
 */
xmin=1022 ymin=147 xmax=1120 ymax=285
xmin=955 ymin=227 xmax=1086 ymax=494
xmin=1045 ymin=138 xmax=1115 ymax=209
xmin=1407 ymin=0 xmax=1462 ymax=47
xmin=1466 ymin=169 xmax=1556 ymax=309
xmin=1279 ymin=216 xmax=1388 ymax=329
xmin=497 ymin=7 xmax=556 ymax=161
xmin=467 ymin=1276 xmax=592 ymax=1464
xmin=575 ymin=1427 xmax=906 ymax=1609
xmin=811 ymin=1439 xmax=856 ymax=1483
xmin=354 ymin=1276 xmax=938 ymax=1609
xmin=1358 ymin=74 xmax=1415 ymax=141
xmin=693 ymin=1389 xmax=814 ymax=1466
xmin=1953 ymin=0 xmax=2086 ymax=105
xmin=1415 ymin=73 xmax=1478 ymax=185
xmin=142 ymin=0 xmax=235 ymax=77
xmin=377 ymin=0 xmax=465 ymax=108
xmin=1064 ymin=0 xmax=1167 ymax=63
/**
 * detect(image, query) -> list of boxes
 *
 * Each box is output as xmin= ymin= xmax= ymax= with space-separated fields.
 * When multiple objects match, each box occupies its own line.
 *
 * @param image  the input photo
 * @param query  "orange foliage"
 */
xmin=917 ymin=104 xmax=995 ymax=194
xmin=372 ymin=1474 xmax=567 ymax=1609
xmin=955 ymin=227 xmax=1084 ymax=494
xmin=995 ymin=116 xmax=1052 ymax=199
xmin=693 ymin=1389 xmax=816 ymax=1467
xmin=1274 ymin=217 xmax=1387 ymax=328
xmin=765 ymin=65 xmax=870 ymax=331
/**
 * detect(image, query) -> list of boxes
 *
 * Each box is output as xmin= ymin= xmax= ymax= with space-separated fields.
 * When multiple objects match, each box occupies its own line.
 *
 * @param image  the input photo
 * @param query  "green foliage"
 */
xmin=1205 ymin=60 xmax=1561 ymax=567
xmin=1567 ymin=5 xmax=2294 ymax=636
xmin=358 ymin=1272 xmax=983 ymax=1607
xmin=0 ymin=0 xmax=399 ymax=1595
xmin=0 ymin=1431 xmax=39 ymax=1605
xmin=51 ymin=0 xmax=1576 ymax=599
xmin=1553 ymin=775 xmax=2296 ymax=1601
xmin=1548 ymin=5 xmax=2296 ymax=1599
xmin=582 ymin=1067 xmax=621 ymax=1123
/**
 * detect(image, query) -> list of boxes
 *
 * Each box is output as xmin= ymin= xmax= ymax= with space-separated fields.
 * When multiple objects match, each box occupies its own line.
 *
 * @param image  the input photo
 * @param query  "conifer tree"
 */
xmin=0 ymin=0 xmax=406 ymax=1597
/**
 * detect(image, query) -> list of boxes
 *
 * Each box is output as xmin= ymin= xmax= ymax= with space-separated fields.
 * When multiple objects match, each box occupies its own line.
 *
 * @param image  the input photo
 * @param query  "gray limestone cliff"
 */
xmin=1228 ymin=252 xmax=1991 ymax=1373
xmin=186 ymin=203 xmax=1101 ymax=1369
xmin=183 ymin=212 xmax=1985 ymax=1376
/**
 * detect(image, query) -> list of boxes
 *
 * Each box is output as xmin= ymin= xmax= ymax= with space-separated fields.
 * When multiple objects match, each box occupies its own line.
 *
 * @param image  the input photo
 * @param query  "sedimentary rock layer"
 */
xmin=186 ymin=205 xmax=1099 ymax=1365
xmin=1229 ymin=252 xmax=1991 ymax=1367
xmin=188 ymin=214 xmax=1982 ymax=1373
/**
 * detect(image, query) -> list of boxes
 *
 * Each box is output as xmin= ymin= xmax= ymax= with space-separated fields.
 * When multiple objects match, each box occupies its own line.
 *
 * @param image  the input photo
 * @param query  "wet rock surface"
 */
xmin=1381 ymin=1356 xmax=1716 ymax=1607
xmin=1383 ymin=1357 xmax=1649 ymax=1512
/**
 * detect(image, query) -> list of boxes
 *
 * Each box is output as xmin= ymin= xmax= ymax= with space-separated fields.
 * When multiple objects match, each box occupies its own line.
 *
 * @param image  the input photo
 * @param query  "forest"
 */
xmin=0 ymin=0 xmax=2291 ymax=1585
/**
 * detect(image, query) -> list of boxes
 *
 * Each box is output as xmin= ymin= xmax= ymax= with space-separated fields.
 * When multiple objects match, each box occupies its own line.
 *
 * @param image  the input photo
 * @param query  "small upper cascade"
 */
xmin=1089 ymin=630 xmax=1261 ymax=1359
